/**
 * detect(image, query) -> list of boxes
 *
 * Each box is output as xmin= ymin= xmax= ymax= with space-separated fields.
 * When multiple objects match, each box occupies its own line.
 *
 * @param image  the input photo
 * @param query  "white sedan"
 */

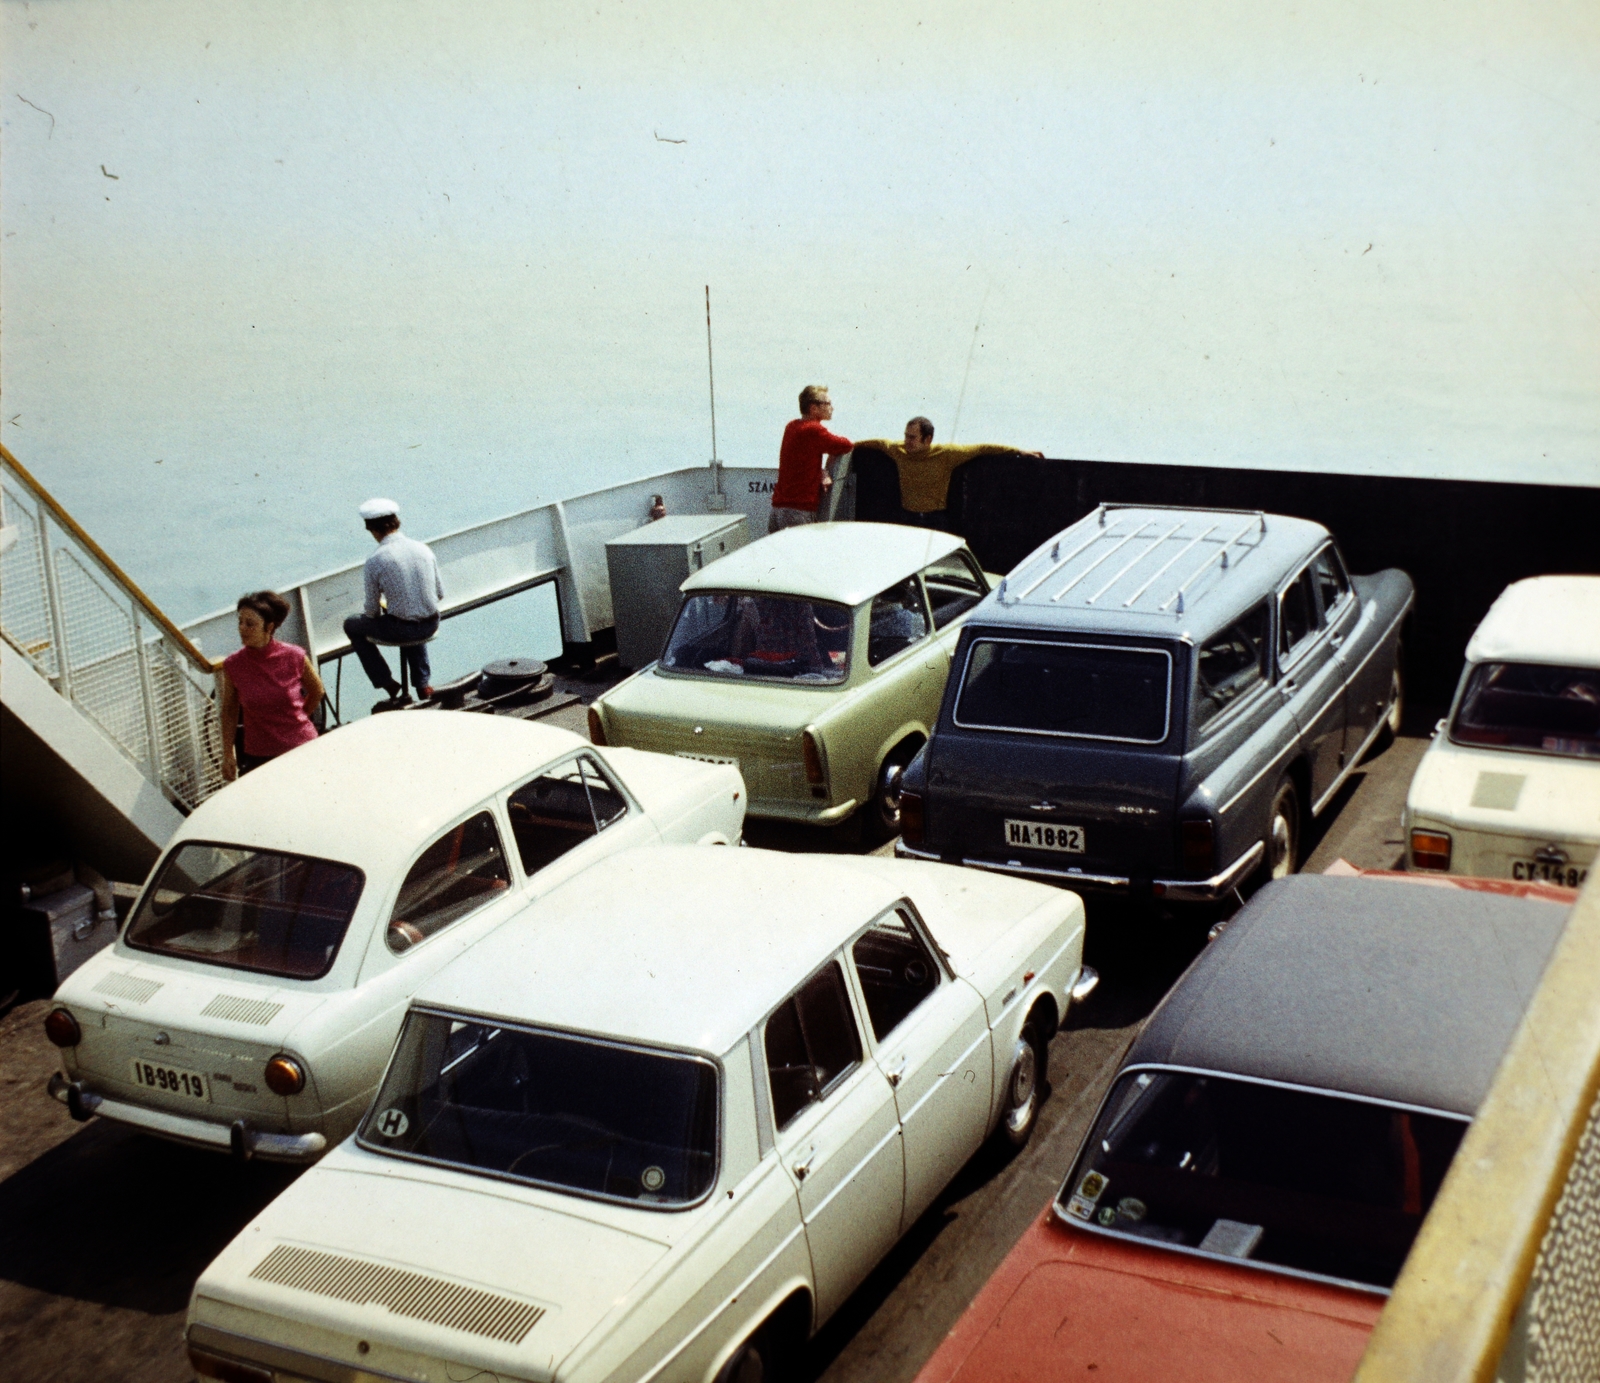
xmin=184 ymin=845 xmax=1095 ymax=1383
xmin=1404 ymin=575 xmax=1599 ymax=888
xmin=44 ymin=713 xmax=744 ymax=1161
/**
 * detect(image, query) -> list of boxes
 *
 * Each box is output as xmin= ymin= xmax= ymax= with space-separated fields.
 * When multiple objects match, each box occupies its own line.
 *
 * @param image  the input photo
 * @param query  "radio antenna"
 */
xmin=704 ymin=286 xmax=726 ymax=507
xmin=950 ymin=283 xmax=990 ymax=443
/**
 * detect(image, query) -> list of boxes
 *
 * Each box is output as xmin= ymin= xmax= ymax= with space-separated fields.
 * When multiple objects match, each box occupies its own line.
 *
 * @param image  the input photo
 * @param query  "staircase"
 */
xmin=1 ymin=445 xmax=221 ymax=880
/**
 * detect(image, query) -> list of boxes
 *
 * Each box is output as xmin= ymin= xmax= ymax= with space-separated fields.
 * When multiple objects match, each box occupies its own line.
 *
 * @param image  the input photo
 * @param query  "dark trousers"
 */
xmin=343 ymin=612 xmax=439 ymax=690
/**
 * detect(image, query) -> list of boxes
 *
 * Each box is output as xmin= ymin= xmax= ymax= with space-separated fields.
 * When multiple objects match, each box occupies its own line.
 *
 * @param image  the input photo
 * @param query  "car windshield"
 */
xmin=661 ymin=593 xmax=851 ymax=683
xmin=124 ymin=842 xmax=364 ymax=980
xmin=1059 ymin=1069 xmax=1468 ymax=1290
xmin=359 ymin=1011 xmax=720 ymax=1207
xmin=955 ymin=639 xmax=1172 ymax=743
xmin=1450 ymin=661 xmax=1600 ymax=759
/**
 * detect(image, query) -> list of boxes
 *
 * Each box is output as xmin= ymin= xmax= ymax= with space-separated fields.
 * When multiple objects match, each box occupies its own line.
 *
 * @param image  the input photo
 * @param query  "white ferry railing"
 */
xmin=178 ymin=462 xmax=798 ymax=676
xmin=1 ymin=445 xmax=224 ymax=812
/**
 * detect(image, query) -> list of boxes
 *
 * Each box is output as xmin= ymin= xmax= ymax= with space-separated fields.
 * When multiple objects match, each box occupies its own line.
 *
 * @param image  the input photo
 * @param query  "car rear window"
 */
xmin=360 ymin=1012 xmax=719 ymax=1208
xmin=125 ymin=842 xmax=364 ymax=980
xmin=955 ymin=639 xmax=1172 ymax=743
xmin=1450 ymin=661 xmax=1600 ymax=759
xmin=1059 ymin=1068 xmax=1468 ymax=1290
xmin=661 ymin=593 xmax=851 ymax=683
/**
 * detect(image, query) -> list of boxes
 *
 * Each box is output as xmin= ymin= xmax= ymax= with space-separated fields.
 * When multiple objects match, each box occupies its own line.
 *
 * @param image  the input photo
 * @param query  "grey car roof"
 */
xmin=1127 ymin=873 xmax=1570 ymax=1116
xmin=974 ymin=504 xmax=1331 ymax=643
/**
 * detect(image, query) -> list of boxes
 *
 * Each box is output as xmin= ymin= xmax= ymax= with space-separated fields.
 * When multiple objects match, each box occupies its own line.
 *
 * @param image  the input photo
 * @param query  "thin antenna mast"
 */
xmin=705 ymin=285 xmax=725 ymax=507
xmin=950 ymin=283 xmax=990 ymax=443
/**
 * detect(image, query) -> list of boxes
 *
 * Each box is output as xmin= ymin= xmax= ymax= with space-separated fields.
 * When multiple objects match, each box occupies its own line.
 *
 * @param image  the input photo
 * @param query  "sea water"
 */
xmin=4 ymin=1 xmax=1596 ymax=689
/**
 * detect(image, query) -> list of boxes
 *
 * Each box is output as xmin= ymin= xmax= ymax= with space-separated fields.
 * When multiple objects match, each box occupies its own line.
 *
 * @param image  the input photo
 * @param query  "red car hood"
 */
xmin=917 ymin=1208 xmax=1382 ymax=1383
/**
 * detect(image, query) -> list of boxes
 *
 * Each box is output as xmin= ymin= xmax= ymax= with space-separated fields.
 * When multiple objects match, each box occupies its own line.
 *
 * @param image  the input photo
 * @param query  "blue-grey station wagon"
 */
xmin=895 ymin=504 xmax=1413 ymax=901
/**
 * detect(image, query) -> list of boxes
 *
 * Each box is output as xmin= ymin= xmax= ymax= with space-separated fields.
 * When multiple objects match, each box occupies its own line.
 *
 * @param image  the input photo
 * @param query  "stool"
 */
xmin=366 ymin=633 xmax=436 ymax=704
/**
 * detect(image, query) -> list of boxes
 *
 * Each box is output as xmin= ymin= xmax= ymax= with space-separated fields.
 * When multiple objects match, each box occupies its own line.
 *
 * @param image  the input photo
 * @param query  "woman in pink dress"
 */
xmin=218 ymin=590 xmax=325 ymax=780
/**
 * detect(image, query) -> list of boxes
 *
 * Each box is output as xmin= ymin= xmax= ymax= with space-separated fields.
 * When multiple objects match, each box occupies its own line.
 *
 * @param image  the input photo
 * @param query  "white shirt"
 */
xmin=363 ymin=532 xmax=443 ymax=620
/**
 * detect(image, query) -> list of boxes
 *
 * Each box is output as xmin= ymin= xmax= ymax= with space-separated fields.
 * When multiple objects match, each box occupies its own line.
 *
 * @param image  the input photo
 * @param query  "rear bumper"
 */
xmin=47 ymin=1073 xmax=327 ymax=1162
xmin=749 ymin=796 xmax=858 ymax=824
xmin=895 ymin=839 xmax=1265 ymax=902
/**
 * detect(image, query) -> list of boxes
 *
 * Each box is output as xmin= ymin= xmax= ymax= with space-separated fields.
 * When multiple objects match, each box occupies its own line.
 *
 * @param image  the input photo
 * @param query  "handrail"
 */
xmin=1 ymin=442 xmax=213 ymax=673
xmin=1353 ymin=871 xmax=1600 ymax=1381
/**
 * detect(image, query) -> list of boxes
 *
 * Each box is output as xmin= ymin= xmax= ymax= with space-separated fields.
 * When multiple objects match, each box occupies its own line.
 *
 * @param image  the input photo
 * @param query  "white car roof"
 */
xmin=414 ymin=845 xmax=913 ymax=1055
xmin=680 ymin=522 xmax=967 ymax=607
xmin=172 ymin=712 xmax=588 ymax=878
xmin=1465 ymin=575 xmax=1600 ymax=666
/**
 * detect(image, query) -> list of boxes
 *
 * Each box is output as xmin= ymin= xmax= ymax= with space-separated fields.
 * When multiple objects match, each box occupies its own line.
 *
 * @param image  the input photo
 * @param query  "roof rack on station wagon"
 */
xmin=996 ymin=503 xmax=1268 ymax=615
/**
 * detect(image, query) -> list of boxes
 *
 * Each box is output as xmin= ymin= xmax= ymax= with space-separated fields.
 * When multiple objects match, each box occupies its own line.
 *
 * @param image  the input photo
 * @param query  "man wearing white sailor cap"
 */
xmin=342 ymin=498 xmax=444 ymax=706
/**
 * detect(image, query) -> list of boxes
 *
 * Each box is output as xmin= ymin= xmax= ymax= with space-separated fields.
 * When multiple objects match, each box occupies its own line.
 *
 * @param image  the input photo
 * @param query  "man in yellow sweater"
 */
xmin=859 ymin=417 xmax=1044 ymax=529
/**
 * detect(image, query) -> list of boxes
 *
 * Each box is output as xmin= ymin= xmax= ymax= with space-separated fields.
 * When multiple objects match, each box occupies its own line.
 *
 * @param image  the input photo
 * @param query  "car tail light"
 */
xmin=900 ymin=788 xmax=925 ymax=845
xmin=188 ymin=1347 xmax=273 ymax=1383
xmin=801 ymin=730 xmax=825 ymax=786
xmin=1180 ymin=819 xmax=1215 ymax=874
xmin=44 ymin=1007 xmax=81 ymax=1048
xmin=264 ymin=1055 xmax=306 ymax=1096
xmin=1410 ymin=829 xmax=1452 ymax=872
xmin=586 ymin=706 xmax=607 ymax=745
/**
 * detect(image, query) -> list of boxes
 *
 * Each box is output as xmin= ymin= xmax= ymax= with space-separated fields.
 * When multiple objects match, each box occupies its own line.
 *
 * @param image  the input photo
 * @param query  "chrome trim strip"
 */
xmin=1152 ymin=840 xmax=1264 ymax=902
xmin=1219 ymin=739 xmax=1295 ymax=816
xmin=962 ymin=857 xmax=1131 ymax=889
xmin=893 ymin=841 xmax=941 ymax=863
xmin=1311 ymin=701 xmax=1391 ymax=817
xmin=802 ymin=1115 xmax=903 ymax=1221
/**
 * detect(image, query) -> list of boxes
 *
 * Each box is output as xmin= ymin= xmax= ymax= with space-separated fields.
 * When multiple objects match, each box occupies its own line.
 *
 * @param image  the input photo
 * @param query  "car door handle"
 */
xmin=1281 ymin=679 xmax=1297 ymax=696
xmin=793 ymin=1147 xmax=816 ymax=1180
xmin=1329 ymin=633 xmax=1345 ymax=649
xmin=885 ymin=1057 xmax=907 ymax=1088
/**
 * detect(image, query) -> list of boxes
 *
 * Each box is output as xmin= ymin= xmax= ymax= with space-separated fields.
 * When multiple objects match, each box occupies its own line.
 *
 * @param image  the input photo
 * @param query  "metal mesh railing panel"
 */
xmin=1525 ymin=1088 xmax=1600 ymax=1382
xmin=0 ymin=481 xmax=59 ymax=677
xmin=55 ymin=548 xmax=152 ymax=766
xmin=147 ymin=637 xmax=224 ymax=809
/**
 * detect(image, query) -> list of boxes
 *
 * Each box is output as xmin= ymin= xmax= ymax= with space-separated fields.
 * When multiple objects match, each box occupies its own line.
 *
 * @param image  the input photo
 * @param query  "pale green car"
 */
xmin=589 ymin=522 xmax=993 ymax=837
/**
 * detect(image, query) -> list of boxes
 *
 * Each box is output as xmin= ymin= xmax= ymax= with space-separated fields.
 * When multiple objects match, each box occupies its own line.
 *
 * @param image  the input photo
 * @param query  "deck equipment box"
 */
xmin=606 ymin=513 xmax=749 ymax=670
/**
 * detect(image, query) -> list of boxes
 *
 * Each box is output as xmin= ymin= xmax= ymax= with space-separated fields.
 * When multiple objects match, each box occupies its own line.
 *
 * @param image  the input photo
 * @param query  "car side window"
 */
xmin=387 ymin=810 xmax=510 ymax=953
xmin=851 ymin=908 xmax=940 ymax=1042
xmin=507 ymin=755 xmax=628 ymax=875
xmin=764 ymin=962 xmax=863 ymax=1131
xmin=868 ymin=577 xmax=930 ymax=665
xmin=1195 ymin=602 xmax=1270 ymax=731
xmin=1278 ymin=568 xmax=1322 ymax=666
xmin=1311 ymin=547 xmax=1352 ymax=620
xmin=921 ymin=551 xmax=988 ymax=630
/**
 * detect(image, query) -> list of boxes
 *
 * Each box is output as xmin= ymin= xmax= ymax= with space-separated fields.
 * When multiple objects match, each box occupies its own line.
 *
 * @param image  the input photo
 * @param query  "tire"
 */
xmin=1263 ymin=777 xmax=1300 ymax=882
xmin=1375 ymin=661 xmax=1404 ymax=752
xmin=862 ymin=757 xmax=906 ymax=845
xmin=994 ymin=1020 xmax=1047 ymax=1150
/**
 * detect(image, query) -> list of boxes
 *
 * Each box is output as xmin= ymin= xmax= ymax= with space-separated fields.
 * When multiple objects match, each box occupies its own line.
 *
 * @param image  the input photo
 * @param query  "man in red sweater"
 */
xmin=770 ymin=384 xmax=853 ymax=533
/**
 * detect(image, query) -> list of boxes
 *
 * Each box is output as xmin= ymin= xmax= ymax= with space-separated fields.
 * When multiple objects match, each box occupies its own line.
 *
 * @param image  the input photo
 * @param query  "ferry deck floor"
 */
xmin=0 ymin=703 xmax=1431 ymax=1383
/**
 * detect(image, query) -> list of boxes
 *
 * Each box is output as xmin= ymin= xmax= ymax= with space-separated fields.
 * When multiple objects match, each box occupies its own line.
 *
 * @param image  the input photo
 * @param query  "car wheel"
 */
xmin=1264 ymin=778 xmax=1300 ymax=881
xmin=715 ymin=1338 xmax=768 ymax=1383
xmin=1376 ymin=661 xmax=1404 ymax=751
xmin=995 ymin=1020 xmax=1047 ymax=1149
xmin=864 ymin=757 xmax=905 ymax=844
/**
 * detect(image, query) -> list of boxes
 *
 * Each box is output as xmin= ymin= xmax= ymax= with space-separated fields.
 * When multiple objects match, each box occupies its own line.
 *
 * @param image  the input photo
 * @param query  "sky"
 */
xmin=3 ymin=0 xmax=1597 ymax=622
